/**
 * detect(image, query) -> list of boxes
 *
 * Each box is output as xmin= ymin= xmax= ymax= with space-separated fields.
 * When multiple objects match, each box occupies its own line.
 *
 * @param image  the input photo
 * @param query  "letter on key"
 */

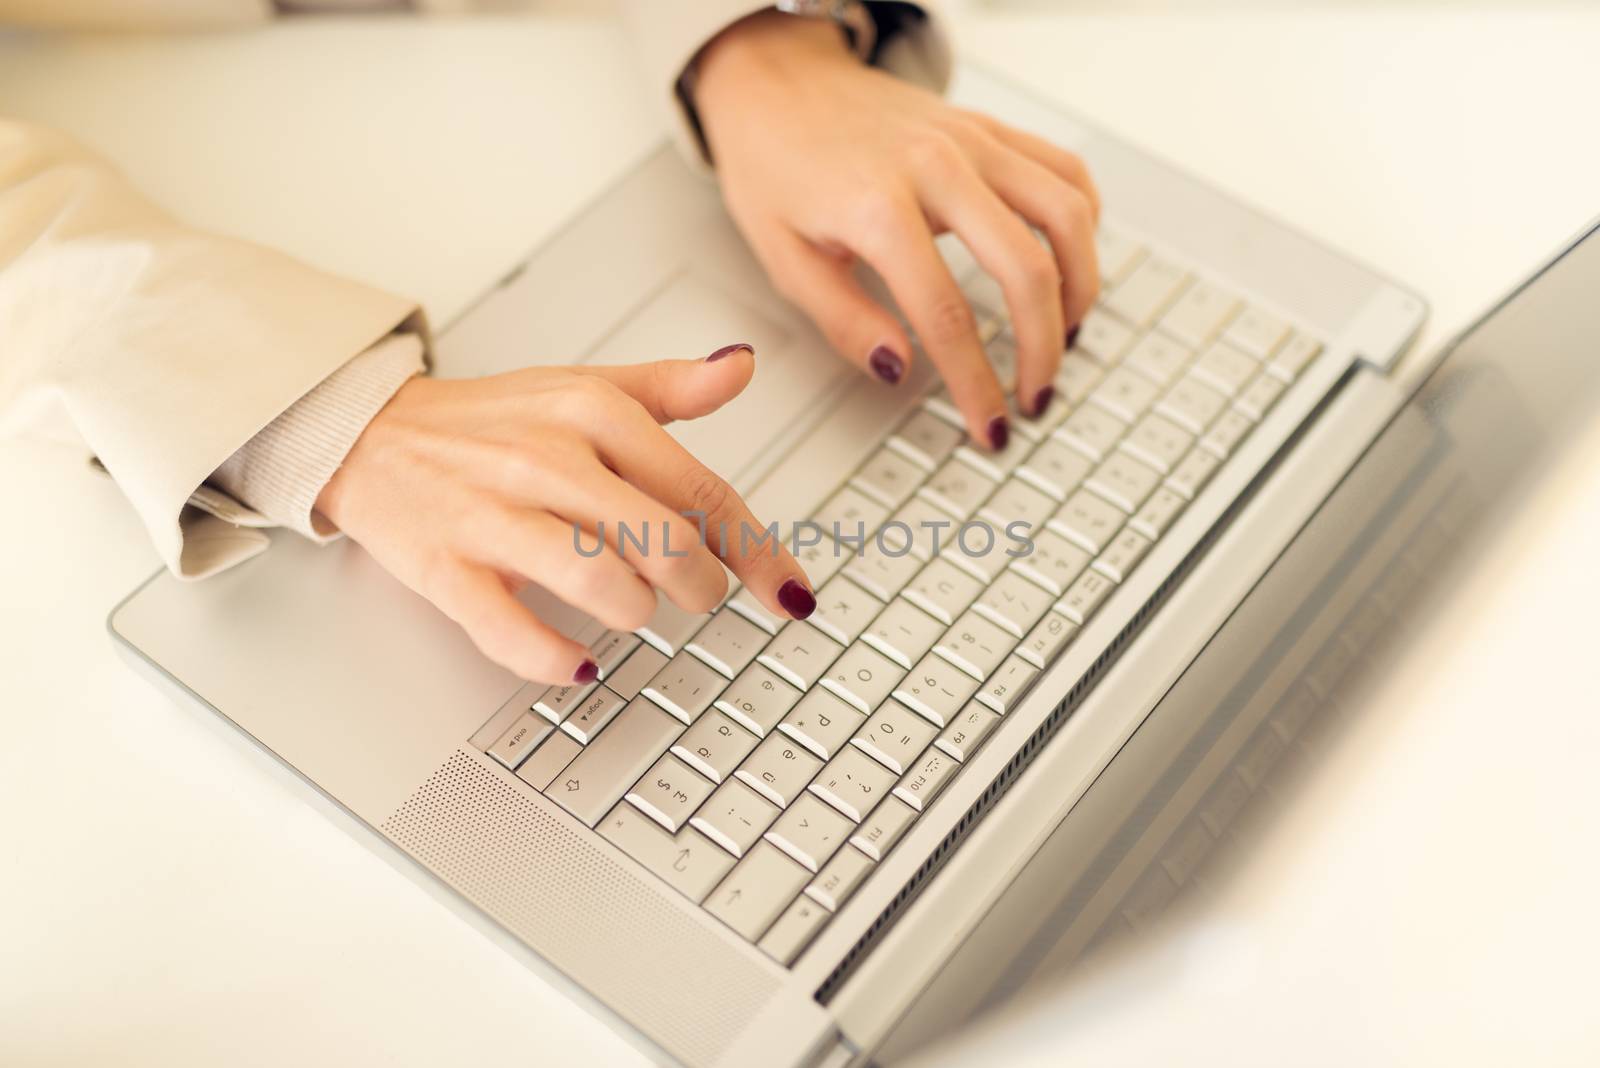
xmin=705 ymin=841 xmax=812 ymax=942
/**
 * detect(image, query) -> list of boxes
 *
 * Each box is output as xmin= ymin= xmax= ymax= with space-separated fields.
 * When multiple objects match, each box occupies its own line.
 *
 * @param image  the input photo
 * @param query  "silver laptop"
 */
xmin=109 ymin=68 xmax=1428 ymax=1066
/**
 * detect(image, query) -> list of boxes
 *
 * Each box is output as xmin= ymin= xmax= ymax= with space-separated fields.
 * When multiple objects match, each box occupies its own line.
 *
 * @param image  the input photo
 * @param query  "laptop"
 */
xmin=109 ymin=68 xmax=1431 ymax=1066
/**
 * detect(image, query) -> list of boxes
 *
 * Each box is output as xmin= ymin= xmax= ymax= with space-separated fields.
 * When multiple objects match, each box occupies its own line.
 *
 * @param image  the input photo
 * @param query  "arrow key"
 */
xmin=598 ymin=802 xmax=735 ymax=904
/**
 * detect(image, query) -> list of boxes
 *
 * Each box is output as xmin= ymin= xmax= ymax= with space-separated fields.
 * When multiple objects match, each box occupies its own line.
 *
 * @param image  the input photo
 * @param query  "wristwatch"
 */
xmin=775 ymin=0 xmax=879 ymax=62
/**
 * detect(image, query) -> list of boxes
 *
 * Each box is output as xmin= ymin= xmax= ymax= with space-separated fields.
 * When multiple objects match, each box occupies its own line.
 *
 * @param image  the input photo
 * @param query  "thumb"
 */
xmin=571 ymin=344 xmax=755 ymax=425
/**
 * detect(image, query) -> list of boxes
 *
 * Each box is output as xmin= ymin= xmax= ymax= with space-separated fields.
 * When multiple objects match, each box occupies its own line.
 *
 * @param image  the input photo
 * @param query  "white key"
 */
xmin=902 ymin=558 xmax=984 ymax=625
xmin=489 ymin=712 xmax=553 ymax=770
xmin=604 ymin=644 xmax=669 ymax=701
xmin=588 ymin=631 xmax=641 ymax=681
xmin=1074 ymin=307 xmax=1136 ymax=365
xmin=844 ymin=542 xmax=924 ymax=601
xmin=1018 ymin=610 xmax=1078 ymax=669
xmin=534 ymin=679 xmax=599 ymax=724
xmin=1235 ymin=371 xmax=1288 ymax=421
xmin=956 ymin=431 xmax=1033 ymax=482
xmin=1190 ymin=340 xmax=1260 ymax=396
xmin=626 ymin=753 xmax=716 ymax=832
xmin=715 ymin=662 xmax=802 ymax=737
xmin=881 ymin=496 xmax=957 ymax=562
xmin=1054 ymin=352 xmax=1103 ymax=405
xmin=1123 ymin=331 xmax=1194 ymax=387
xmin=1130 ymin=485 xmax=1188 ymax=539
xmin=598 ymin=803 xmax=735 ymax=904
xmin=890 ymin=408 xmax=964 ymax=470
xmin=862 ymin=597 xmax=946 ymax=669
xmin=1156 ymin=375 xmax=1228 ymax=434
xmin=706 ymin=841 xmax=811 ymax=942
xmin=978 ymin=477 xmax=1055 ymax=536
xmin=1090 ymin=366 xmax=1160 ymax=423
xmin=1017 ymin=437 xmax=1094 ymax=501
xmin=940 ymin=530 xmax=1011 ymax=584
xmin=1010 ymin=529 xmax=1092 ymax=597
xmin=779 ymin=687 xmax=866 ymax=760
xmin=919 ymin=456 xmax=997 ymax=520
xmin=736 ymin=731 xmax=824 ymax=808
xmin=936 ymin=703 xmax=1002 ymax=761
xmin=766 ymin=793 xmax=855 ymax=872
xmin=1167 ymin=446 xmax=1222 ymax=500
xmin=810 ymin=574 xmax=885 ymax=646
xmin=758 ymin=895 xmax=831 ymax=965
xmin=1221 ymin=305 xmax=1290 ymax=358
xmin=789 ymin=527 xmax=848 ymax=589
xmin=851 ymin=797 xmax=919 ymax=861
xmin=638 ymin=595 xmax=708 ymax=657
xmin=642 ymin=651 xmax=726 ymax=725
xmin=1094 ymin=527 xmax=1153 ymax=583
xmin=934 ymin=610 xmax=1015 ymax=680
xmin=852 ymin=446 xmax=924 ymax=509
xmin=727 ymin=586 xmax=786 ymax=636
xmin=922 ymin=387 xmax=964 ymax=428
xmin=1268 ymin=332 xmax=1322 ymax=381
xmin=515 ymin=731 xmax=582 ymax=791
xmin=975 ymin=570 xmax=1054 ymax=638
xmin=1120 ymin=411 xmax=1195 ymax=474
xmin=1086 ymin=451 xmax=1162 ymax=513
xmin=852 ymin=701 xmax=938 ymax=775
xmin=1200 ymin=408 xmax=1256 ymax=458
xmin=893 ymin=653 xmax=982 ymax=727
xmin=820 ymin=642 xmax=904 ymax=715
xmin=1057 ymin=403 xmax=1128 ymax=462
xmin=1158 ymin=279 xmax=1241 ymax=349
xmin=672 ymin=710 xmax=760 ymax=783
xmin=692 ymin=777 xmax=780 ymax=857
xmin=686 ymin=610 xmax=766 ymax=679
xmin=759 ymin=620 xmax=845 ymax=690
xmin=1050 ymin=488 xmax=1125 ymax=554
xmin=1057 ymin=567 xmax=1117 ymax=625
xmin=813 ymin=485 xmax=889 ymax=544
xmin=1012 ymin=384 xmax=1072 ymax=439
xmin=977 ymin=655 xmax=1041 ymax=715
xmin=894 ymin=748 xmax=960 ymax=812
xmin=810 ymin=745 xmax=898 ymax=822
xmin=560 ymin=686 xmax=627 ymax=744
xmin=806 ymin=844 xmax=875 ymax=911
xmin=1095 ymin=227 xmax=1147 ymax=286
xmin=1104 ymin=256 xmax=1190 ymax=328
xmin=550 ymin=697 xmax=683 ymax=827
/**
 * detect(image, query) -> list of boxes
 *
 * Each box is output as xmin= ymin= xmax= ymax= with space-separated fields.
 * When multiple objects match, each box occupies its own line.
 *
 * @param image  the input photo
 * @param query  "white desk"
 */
xmin=3 ymin=5 xmax=1599 ymax=1064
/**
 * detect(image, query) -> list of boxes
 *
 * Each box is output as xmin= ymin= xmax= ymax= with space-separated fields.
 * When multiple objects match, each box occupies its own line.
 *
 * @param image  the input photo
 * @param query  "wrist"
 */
xmin=694 ymin=9 xmax=857 ymax=125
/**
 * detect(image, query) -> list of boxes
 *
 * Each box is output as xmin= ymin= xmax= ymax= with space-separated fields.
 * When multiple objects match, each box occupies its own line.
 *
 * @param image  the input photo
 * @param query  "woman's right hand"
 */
xmin=314 ymin=344 xmax=814 ymax=685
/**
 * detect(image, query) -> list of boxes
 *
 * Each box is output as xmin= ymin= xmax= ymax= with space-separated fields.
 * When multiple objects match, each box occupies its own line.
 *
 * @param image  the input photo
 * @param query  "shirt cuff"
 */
xmin=209 ymin=331 xmax=426 ymax=541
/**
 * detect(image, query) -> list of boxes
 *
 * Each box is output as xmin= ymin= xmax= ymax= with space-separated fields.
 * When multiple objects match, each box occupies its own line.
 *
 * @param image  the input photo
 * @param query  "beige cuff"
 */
xmin=209 ymin=331 xmax=426 ymax=542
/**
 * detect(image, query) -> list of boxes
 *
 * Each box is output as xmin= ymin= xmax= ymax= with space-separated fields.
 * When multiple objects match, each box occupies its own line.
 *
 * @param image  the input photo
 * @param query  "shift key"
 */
xmin=550 ymin=697 xmax=683 ymax=827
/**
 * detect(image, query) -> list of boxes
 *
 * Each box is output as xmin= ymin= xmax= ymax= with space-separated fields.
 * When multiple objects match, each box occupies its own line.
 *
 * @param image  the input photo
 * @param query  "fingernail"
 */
xmin=1066 ymin=325 xmax=1081 ymax=349
xmin=868 ymin=345 xmax=904 ymax=385
xmin=988 ymin=415 xmax=1010 ymax=452
xmin=707 ymin=343 xmax=753 ymax=362
xmin=572 ymin=659 xmax=599 ymax=684
xmin=1031 ymin=385 xmax=1054 ymax=418
xmin=777 ymin=578 xmax=816 ymax=620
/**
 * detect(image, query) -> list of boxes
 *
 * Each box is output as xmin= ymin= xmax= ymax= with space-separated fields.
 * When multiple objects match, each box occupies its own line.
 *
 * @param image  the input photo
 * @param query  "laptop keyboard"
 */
xmin=478 ymin=227 xmax=1323 ymax=967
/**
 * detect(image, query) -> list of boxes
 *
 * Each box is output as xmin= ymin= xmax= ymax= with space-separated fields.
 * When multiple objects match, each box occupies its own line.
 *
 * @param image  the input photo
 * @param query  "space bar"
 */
xmin=548 ymin=696 xmax=681 ymax=827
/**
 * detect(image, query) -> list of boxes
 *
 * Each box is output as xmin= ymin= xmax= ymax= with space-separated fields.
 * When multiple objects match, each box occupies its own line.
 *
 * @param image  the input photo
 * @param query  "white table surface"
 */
xmin=4 ymin=4 xmax=1599 ymax=1065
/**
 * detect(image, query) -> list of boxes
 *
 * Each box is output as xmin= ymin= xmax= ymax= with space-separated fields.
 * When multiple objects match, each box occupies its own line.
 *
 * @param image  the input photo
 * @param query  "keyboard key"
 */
xmin=1235 ymin=371 xmax=1287 ymax=421
xmin=686 ymin=610 xmax=766 ymax=679
xmin=642 ymin=651 xmax=726 ymax=725
xmin=789 ymin=528 xmax=848 ymax=589
xmin=726 ymin=586 xmax=785 ymax=636
xmin=736 ymin=731 xmax=824 ymax=808
xmin=550 ymin=697 xmax=683 ymax=827
xmin=560 ymin=686 xmax=627 ymax=744
xmin=515 ymin=731 xmax=582 ymax=791
xmin=894 ymin=653 xmax=982 ymax=727
xmin=1104 ymin=255 xmax=1190 ymax=328
xmin=890 ymin=408 xmax=965 ymax=470
xmin=1158 ymin=279 xmax=1240 ymax=349
xmin=1221 ymin=305 xmax=1290 ymax=358
xmin=1095 ymin=227 xmax=1147 ymax=286
xmin=599 ymin=803 xmax=736 ymax=904
xmin=974 ymin=570 xmax=1054 ymax=637
xmin=1054 ymin=352 xmax=1103 ymax=405
xmin=1016 ymin=437 xmax=1094 ymax=502
xmin=672 ymin=710 xmax=760 ymax=783
xmin=1012 ymin=383 xmax=1072 ymax=439
xmin=810 ymin=574 xmax=885 ymax=646
xmin=1156 ymin=375 xmax=1228 ymax=434
xmin=1094 ymin=527 xmax=1153 ymax=583
xmin=1073 ymin=307 xmax=1136 ymax=365
xmin=806 ymin=844 xmax=875 ymax=912
xmin=758 ymin=894 xmax=831 ymax=965
xmin=956 ymin=431 xmax=1033 ymax=482
xmin=1167 ymin=446 xmax=1222 ymax=500
xmin=851 ymin=797 xmax=919 ymax=861
xmin=604 ymin=644 xmax=669 ymax=701
xmin=759 ymin=620 xmax=845 ymax=690
xmin=881 ymin=497 xmax=956 ymax=562
xmin=977 ymin=655 xmax=1040 ymax=715
xmin=1010 ymin=529 xmax=1093 ymax=597
xmin=626 ymin=753 xmax=716 ymax=832
xmin=534 ymin=679 xmax=599 ymax=724
xmin=779 ymin=687 xmax=866 ymax=760
xmin=844 ymin=542 xmax=923 ymax=601
xmin=820 ymin=642 xmax=905 ymax=715
xmin=1130 ymin=485 xmax=1188 ymax=539
xmin=1050 ymin=488 xmax=1125 ymax=554
xmin=1057 ymin=568 xmax=1117 ymax=625
xmin=936 ymin=703 xmax=1002 ymax=761
xmin=1268 ymin=332 xmax=1322 ymax=381
xmin=766 ymin=793 xmax=855 ymax=872
xmin=489 ymin=712 xmax=553 ymax=770
xmin=706 ymin=841 xmax=811 ymax=942
xmin=1085 ymin=451 xmax=1161 ymax=513
xmin=692 ymin=777 xmax=780 ymax=857
xmin=919 ymin=456 xmax=997 ymax=520
xmin=810 ymin=745 xmax=898 ymax=822
xmin=1191 ymin=340 xmax=1259 ymax=396
xmin=814 ymin=485 xmax=889 ymax=545
xmin=934 ymin=610 xmax=1015 ymax=680
xmin=1120 ymin=412 xmax=1195 ymax=474
xmin=894 ymin=748 xmax=960 ymax=812
xmin=902 ymin=558 xmax=985 ymax=625
xmin=1090 ymin=367 xmax=1160 ymax=423
xmin=1123 ymin=332 xmax=1194 ymax=387
xmin=852 ymin=446 xmax=924 ymax=509
xmin=1057 ymin=403 xmax=1128 ymax=462
xmin=852 ymin=701 xmax=939 ymax=774
xmin=714 ymin=662 xmax=801 ymax=737
xmin=588 ymin=631 xmax=641 ymax=681
xmin=940 ymin=530 xmax=1011 ymax=584
xmin=977 ymin=477 xmax=1055 ymax=535
xmin=1200 ymin=408 xmax=1256 ymax=459
xmin=862 ymin=597 xmax=945 ymax=669
xmin=638 ymin=595 xmax=707 ymax=657
xmin=1018 ymin=610 xmax=1078 ymax=669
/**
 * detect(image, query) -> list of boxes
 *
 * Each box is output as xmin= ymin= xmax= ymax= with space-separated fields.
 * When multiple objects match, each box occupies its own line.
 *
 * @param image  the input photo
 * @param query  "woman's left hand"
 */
xmin=692 ymin=10 xmax=1102 ymax=451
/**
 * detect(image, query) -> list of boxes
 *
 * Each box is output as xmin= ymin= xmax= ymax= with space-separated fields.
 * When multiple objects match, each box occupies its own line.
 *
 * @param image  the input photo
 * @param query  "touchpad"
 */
xmin=582 ymin=270 xmax=850 ymax=488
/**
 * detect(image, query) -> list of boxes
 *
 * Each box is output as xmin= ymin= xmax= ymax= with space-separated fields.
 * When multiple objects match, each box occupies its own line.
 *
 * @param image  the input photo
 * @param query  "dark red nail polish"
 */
xmin=988 ymin=415 xmax=1010 ymax=452
xmin=707 ymin=343 xmax=753 ymax=362
xmin=1066 ymin=325 xmax=1081 ymax=349
xmin=777 ymin=578 xmax=816 ymax=619
xmin=1031 ymin=385 xmax=1054 ymax=418
xmin=868 ymin=345 xmax=904 ymax=385
xmin=572 ymin=659 xmax=599 ymax=684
